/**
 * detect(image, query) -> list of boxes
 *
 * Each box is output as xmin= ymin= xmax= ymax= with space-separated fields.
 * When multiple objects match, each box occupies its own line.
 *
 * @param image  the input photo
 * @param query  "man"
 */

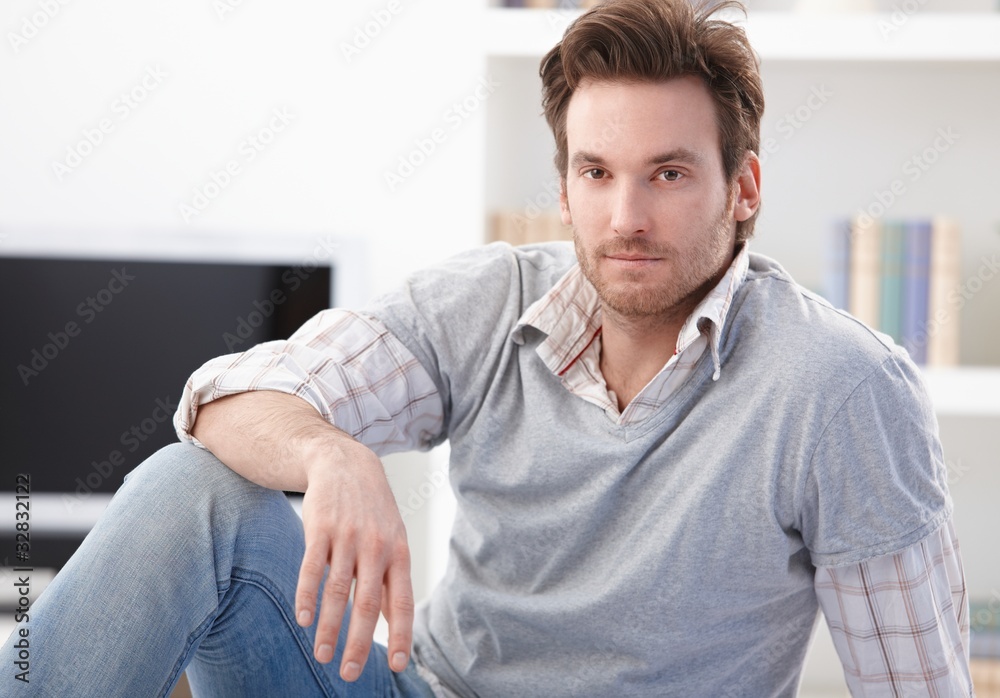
xmin=3 ymin=0 xmax=971 ymax=695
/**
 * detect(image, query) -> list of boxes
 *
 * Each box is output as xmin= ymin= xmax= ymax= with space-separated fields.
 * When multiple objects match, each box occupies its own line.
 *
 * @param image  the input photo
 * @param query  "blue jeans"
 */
xmin=1 ymin=443 xmax=437 ymax=698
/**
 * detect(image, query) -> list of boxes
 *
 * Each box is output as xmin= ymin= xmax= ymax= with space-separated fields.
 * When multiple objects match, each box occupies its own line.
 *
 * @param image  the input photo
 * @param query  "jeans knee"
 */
xmin=117 ymin=442 xmax=289 ymax=528
xmin=125 ymin=441 xmax=239 ymax=492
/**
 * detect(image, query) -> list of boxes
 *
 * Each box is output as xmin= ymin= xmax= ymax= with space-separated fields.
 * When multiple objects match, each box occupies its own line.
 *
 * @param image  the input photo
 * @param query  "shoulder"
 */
xmin=729 ymin=252 xmax=906 ymax=384
xmin=379 ymin=241 xmax=577 ymax=315
xmin=725 ymin=252 xmax=937 ymax=438
xmin=430 ymin=240 xmax=577 ymax=284
xmin=359 ymin=241 xmax=577 ymax=367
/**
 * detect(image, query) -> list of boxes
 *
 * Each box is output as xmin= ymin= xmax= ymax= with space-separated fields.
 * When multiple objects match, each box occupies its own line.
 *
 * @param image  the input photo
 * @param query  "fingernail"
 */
xmin=392 ymin=652 xmax=408 ymax=670
xmin=297 ymin=610 xmax=311 ymax=626
xmin=317 ymin=644 xmax=334 ymax=664
xmin=343 ymin=661 xmax=361 ymax=681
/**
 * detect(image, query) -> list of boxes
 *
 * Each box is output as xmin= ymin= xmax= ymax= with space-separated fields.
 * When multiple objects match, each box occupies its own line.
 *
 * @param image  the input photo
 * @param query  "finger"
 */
xmin=314 ymin=548 xmax=356 ymax=665
xmin=295 ymin=533 xmax=330 ymax=629
xmin=339 ymin=559 xmax=384 ymax=682
xmin=383 ymin=545 xmax=415 ymax=673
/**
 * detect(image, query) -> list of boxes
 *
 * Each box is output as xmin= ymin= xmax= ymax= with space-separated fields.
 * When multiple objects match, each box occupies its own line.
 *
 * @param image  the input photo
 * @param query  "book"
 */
xmin=879 ymin=219 xmax=905 ymax=343
xmin=926 ymin=216 xmax=961 ymax=366
xmin=848 ymin=215 xmax=881 ymax=330
xmin=901 ymin=219 xmax=932 ymax=365
xmin=833 ymin=215 xmax=960 ymax=365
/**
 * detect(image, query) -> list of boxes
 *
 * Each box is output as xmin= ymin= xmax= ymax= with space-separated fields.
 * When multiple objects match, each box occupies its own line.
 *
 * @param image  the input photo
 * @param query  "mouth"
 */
xmin=604 ymin=254 xmax=661 ymax=269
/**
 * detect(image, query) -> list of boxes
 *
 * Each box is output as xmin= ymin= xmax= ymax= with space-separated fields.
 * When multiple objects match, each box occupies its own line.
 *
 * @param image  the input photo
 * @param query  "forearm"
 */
xmin=191 ymin=390 xmax=371 ymax=492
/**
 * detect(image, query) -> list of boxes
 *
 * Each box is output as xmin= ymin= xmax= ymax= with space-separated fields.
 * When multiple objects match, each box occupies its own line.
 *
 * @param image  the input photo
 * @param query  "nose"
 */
xmin=610 ymin=180 xmax=652 ymax=237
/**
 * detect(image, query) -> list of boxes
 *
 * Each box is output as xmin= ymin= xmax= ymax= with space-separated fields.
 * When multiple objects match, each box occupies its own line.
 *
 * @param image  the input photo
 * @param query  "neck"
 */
xmin=598 ymin=255 xmax=734 ymax=411
xmin=599 ymin=306 xmax=688 ymax=412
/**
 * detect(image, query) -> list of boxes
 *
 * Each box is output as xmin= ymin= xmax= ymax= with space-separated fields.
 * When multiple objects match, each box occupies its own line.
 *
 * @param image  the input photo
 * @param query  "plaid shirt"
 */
xmin=176 ymin=244 xmax=972 ymax=695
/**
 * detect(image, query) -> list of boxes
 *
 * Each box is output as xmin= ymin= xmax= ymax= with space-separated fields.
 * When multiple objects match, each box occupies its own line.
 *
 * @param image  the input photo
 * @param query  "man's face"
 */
xmin=560 ymin=76 xmax=744 ymax=322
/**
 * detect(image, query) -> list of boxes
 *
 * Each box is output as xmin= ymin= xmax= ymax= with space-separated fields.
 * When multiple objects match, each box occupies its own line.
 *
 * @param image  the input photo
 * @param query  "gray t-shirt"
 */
xmin=364 ymin=242 xmax=951 ymax=697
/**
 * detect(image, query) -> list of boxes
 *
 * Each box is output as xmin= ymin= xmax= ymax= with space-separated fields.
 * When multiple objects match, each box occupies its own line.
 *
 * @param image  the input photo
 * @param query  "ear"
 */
xmin=559 ymin=178 xmax=573 ymax=226
xmin=732 ymin=150 xmax=761 ymax=223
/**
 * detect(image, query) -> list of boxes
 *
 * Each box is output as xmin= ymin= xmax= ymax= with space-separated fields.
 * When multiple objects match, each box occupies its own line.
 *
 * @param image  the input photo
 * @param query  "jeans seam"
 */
xmin=230 ymin=567 xmax=340 ymax=697
xmin=159 ymin=603 xmax=223 ymax=698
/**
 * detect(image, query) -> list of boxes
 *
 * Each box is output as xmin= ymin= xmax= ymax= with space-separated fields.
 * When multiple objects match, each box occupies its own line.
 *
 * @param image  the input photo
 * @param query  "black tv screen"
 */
xmin=2 ymin=256 xmax=332 ymax=497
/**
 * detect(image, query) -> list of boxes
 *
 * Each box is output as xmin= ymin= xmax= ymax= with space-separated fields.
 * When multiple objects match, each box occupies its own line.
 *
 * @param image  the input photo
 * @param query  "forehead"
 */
xmin=564 ymin=76 xmax=721 ymax=162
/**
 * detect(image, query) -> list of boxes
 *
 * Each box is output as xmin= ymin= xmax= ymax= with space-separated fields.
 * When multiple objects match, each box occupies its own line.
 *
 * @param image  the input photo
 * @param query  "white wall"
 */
xmin=1 ymin=0 xmax=489 ymax=296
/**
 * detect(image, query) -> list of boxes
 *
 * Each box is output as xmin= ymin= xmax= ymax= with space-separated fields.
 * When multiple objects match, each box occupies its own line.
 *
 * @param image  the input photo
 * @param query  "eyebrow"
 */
xmin=569 ymin=148 xmax=705 ymax=170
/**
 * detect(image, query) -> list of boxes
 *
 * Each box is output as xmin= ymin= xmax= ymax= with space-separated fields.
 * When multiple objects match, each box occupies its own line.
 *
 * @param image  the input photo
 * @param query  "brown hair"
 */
xmin=540 ymin=0 xmax=763 ymax=242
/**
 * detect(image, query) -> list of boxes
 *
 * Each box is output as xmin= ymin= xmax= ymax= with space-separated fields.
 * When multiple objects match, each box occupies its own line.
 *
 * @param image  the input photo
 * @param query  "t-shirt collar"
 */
xmin=511 ymin=243 xmax=750 ymax=381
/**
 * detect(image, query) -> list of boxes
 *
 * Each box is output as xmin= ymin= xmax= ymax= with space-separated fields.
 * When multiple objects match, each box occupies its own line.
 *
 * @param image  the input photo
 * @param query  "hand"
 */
xmin=190 ymin=392 xmax=414 ymax=681
xmin=294 ymin=443 xmax=415 ymax=682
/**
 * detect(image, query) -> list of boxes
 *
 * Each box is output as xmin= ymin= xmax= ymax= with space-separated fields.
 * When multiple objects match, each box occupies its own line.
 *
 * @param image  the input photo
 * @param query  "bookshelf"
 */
xmin=477 ymin=3 xmax=1000 ymax=692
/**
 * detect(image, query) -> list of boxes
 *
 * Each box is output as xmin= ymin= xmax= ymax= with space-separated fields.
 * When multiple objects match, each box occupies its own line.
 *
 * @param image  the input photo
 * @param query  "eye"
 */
xmin=658 ymin=170 xmax=683 ymax=182
xmin=583 ymin=168 xmax=606 ymax=180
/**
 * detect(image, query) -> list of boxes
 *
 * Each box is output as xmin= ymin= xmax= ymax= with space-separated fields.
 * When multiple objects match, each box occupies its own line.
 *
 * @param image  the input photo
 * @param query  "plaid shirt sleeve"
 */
xmin=173 ymin=308 xmax=445 ymax=456
xmin=814 ymin=516 xmax=973 ymax=695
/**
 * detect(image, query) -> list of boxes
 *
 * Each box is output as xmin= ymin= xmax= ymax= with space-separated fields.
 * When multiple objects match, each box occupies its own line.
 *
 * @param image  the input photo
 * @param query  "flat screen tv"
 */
xmin=0 ymin=232 xmax=363 ymax=568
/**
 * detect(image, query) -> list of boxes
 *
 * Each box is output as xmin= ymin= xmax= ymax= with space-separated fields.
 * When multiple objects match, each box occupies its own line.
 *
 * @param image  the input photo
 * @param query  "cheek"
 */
xmin=565 ymin=183 xmax=608 ymax=222
xmin=672 ymin=192 xmax=726 ymax=227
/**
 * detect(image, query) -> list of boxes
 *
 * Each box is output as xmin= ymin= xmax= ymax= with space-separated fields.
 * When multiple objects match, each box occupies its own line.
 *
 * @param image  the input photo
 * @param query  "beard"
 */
xmin=573 ymin=204 xmax=735 ymax=321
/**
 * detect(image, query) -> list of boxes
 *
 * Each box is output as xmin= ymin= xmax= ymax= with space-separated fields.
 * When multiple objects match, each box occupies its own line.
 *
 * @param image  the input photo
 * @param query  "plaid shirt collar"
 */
xmin=512 ymin=244 xmax=750 ymax=384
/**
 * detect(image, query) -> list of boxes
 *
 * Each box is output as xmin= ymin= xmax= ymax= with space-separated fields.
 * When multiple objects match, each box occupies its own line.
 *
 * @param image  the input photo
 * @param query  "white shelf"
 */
xmin=742 ymin=12 xmax=1000 ymax=62
xmin=483 ymin=9 xmax=1000 ymax=62
xmin=922 ymin=366 xmax=1000 ymax=417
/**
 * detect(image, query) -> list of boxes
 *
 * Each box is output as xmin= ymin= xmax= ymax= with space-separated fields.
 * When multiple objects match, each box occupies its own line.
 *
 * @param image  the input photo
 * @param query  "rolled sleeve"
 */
xmin=173 ymin=308 xmax=444 ymax=456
